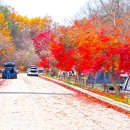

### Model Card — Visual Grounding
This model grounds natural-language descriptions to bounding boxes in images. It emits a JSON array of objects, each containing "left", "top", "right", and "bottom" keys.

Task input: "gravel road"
[{"left": 0, "top": 73, "right": 129, "bottom": 130}]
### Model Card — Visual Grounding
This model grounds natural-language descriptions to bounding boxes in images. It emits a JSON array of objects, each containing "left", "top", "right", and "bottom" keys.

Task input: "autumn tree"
[
  {"left": 51, "top": 16, "right": 130, "bottom": 95},
  {"left": 32, "top": 31, "right": 57, "bottom": 74},
  {"left": 0, "top": 12, "right": 14, "bottom": 65},
  {"left": 29, "top": 17, "right": 52, "bottom": 37}
]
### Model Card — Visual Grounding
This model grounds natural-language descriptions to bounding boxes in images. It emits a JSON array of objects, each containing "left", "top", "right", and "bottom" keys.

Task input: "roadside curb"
[{"left": 41, "top": 76, "right": 130, "bottom": 117}]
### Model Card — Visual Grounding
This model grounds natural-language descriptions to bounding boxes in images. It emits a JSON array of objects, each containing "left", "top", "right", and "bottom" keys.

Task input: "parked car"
[
  {"left": 27, "top": 65, "right": 39, "bottom": 76},
  {"left": 2, "top": 61, "right": 18, "bottom": 79},
  {"left": 38, "top": 67, "right": 44, "bottom": 74}
]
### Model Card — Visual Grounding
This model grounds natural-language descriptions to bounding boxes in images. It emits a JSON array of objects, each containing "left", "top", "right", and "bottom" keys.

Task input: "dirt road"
[{"left": 0, "top": 74, "right": 129, "bottom": 130}]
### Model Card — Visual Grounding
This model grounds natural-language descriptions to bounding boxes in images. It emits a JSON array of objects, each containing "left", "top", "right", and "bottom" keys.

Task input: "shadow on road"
[{"left": 0, "top": 91, "right": 74, "bottom": 95}]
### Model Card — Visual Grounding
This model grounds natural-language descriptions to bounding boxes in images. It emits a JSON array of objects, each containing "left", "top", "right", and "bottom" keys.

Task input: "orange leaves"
[
  {"left": 8, "top": 12, "right": 52, "bottom": 36},
  {"left": 18, "top": 65, "right": 25, "bottom": 71},
  {"left": 0, "top": 12, "right": 11, "bottom": 38},
  {"left": 8, "top": 12, "right": 27, "bottom": 31},
  {"left": 29, "top": 17, "right": 52, "bottom": 36},
  {"left": 0, "top": 11, "right": 15, "bottom": 61},
  {"left": 31, "top": 14, "right": 130, "bottom": 75},
  {"left": 0, "top": 12, "right": 5, "bottom": 24},
  {"left": 29, "top": 17, "right": 41, "bottom": 31},
  {"left": 0, "top": 12, "right": 13, "bottom": 46},
  {"left": 53, "top": 17, "right": 130, "bottom": 74},
  {"left": 116, "top": 18, "right": 124, "bottom": 25}
]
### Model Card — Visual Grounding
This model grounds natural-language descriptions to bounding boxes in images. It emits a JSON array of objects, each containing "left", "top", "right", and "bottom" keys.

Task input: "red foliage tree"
[
  {"left": 32, "top": 17, "right": 130, "bottom": 95},
  {"left": 37, "top": 57, "right": 50, "bottom": 69},
  {"left": 51, "top": 41, "right": 76, "bottom": 71},
  {"left": 32, "top": 31, "right": 53, "bottom": 70},
  {"left": 32, "top": 31, "right": 51, "bottom": 59}
]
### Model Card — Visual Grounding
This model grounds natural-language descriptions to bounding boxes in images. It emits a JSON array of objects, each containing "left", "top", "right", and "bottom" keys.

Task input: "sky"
[{"left": 2, "top": 0, "right": 88, "bottom": 25}]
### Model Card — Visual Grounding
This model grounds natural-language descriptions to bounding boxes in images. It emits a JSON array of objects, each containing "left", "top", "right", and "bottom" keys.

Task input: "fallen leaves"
[{"left": 42, "top": 76, "right": 130, "bottom": 118}]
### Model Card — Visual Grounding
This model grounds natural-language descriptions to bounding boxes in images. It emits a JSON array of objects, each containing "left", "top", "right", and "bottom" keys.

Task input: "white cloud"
[{"left": 2, "top": 0, "right": 88, "bottom": 24}]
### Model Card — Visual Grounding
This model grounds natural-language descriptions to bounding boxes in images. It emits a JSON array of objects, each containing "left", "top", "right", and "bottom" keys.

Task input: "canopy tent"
[
  {"left": 87, "top": 73, "right": 95, "bottom": 84},
  {"left": 95, "top": 71, "right": 111, "bottom": 84},
  {"left": 87, "top": 71, "right": 124, "bottom": 84},
  {"left": 122, "top": 77, "right": 130, "bottom": 91}
]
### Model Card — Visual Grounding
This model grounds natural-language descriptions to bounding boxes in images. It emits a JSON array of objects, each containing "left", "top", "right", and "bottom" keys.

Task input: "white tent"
[{"left": 122, "top": 77, "right": 130, "bottom": 91}]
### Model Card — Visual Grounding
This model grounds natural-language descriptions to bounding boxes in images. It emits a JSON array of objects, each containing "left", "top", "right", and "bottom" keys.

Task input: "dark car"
[{"left": 2, "top": 62, "right": 18, "bottom": 79}]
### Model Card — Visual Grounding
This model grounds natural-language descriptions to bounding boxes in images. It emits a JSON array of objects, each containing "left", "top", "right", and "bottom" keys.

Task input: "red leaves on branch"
[
  {"left": 37, "top": 57, "right": 50, "bottom": 69},
  {"left": 32, "top": 17, "right": 130, "bottom": 75},
  {"left": 32, "top": 31, "right": 54, "bottom": 69},
  {"left": 118, "top": 43, "right": 130, "bottom": 74},
  {"left": 32, "top": 31, "right": 51, "bottom": 58},
  {"left": 51, "top": 42, "right": 76, "bottom": 71}
]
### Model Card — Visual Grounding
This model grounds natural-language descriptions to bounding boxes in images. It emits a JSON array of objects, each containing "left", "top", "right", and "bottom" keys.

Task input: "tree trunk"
[{"left": 109, "top": 72, "right": 120, "bottom": 95}]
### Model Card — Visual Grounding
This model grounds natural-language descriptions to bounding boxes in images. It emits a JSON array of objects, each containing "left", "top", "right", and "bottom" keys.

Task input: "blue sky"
[{"left": 2, "top": 0, "right": 88, "bottom": 24}]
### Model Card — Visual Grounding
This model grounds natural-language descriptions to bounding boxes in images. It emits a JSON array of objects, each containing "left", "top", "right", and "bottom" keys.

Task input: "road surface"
[{"left": 0, "top": 74, "right": 129, "bottom": 130}]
